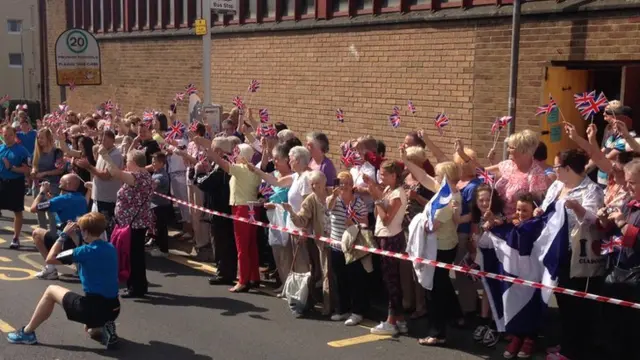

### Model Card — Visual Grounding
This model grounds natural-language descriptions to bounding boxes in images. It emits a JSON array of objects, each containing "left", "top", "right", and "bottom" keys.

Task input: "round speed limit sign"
[{"left": 65, "top": 30, "right": 89, "bottom": 54}]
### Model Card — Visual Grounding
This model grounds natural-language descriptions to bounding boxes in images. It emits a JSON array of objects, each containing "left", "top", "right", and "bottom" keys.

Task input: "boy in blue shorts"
[{"left": 6, "top": 212, "right": 120, "bottom": 348}]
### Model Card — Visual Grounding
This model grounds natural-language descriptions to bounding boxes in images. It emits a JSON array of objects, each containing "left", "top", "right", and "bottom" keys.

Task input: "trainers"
[
  {"left": 102, "top": 321, "right": 119, "bottom": 349},
  {"left": 35, "top": 266, "right": 58, "bottom": 280},
  {"left": 145, "top": 238, "right": 156, "bottom": 247},
  {"left": 396, "top": 320, "right": 408, "bottom": 334},
  {"left": 330, "top": 313, "right": 350, "bottom": 321},
  {"left": 473, "top": 325, "right": 488, "bottom": 342},
  {"left": 9, "top": 238, "right": 20, "bottom": 249},
  {"left": 7, "top": 327, "right": 37, "bottom": 345},
  {"left": 504, "top": 336, "right": 523, "bottom": 359},
  {"left": 482, "top": 327, "right": 500, "bottom": 347},
  {"left": 517, "top": 337, "right": 534, "bottom": 358},
  {"left": 546, "top": 353, "right": 570, "bottom": 360},
  {"left": 345, "top": 314, "right": 363, "bottom": 326},
  {"left": 370, "top": 321, "right": 398, "bottom": 336}
]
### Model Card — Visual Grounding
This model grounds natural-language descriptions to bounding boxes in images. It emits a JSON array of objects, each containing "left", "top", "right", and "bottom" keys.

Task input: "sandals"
[
  {"left": 229, "top": 284, "right": 250, "bottom": 293},
  {"left": 418, "top": 337, "right": 446, "bottom": 346}
]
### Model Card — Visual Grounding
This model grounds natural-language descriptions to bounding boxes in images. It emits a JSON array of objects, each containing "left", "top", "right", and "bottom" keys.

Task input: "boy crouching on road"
[{"left": 7, "top": 212, "right": 121, "bottom": 348}]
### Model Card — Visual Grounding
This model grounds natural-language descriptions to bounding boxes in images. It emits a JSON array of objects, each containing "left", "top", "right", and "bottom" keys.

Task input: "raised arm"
[
  {"left": 421, "top": 131, "right": 448, "bottom": 164},
  {"left": 400, "top": 146, "right": 438, "bottom": 192},
  {"left": 565, "top": 122, "right": 613, "bottom": 174}
]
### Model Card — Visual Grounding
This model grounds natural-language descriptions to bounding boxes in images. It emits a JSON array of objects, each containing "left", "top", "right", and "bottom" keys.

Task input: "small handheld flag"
[
  {"left": 165, "top": 120, "right": 187, "bottom": 141},
  {"left": 232, "top": 96, "right": 245, "bottom": 109},
  {"left": 174, "top": 92, "right": 185, "bottom": 102},
  {"left": 407, "top": 100, "right": 416, "bottom": 114},
  {"left": 536, "top": 96, "right": 557, "bottom": 116},
  {"left": 578, "top": 92, "right": 608, "bottom": 120},
  {"left": 476, "top": 167, "right": 495, "bottom": 186},
  {"left": 392, "top": 106, "right": 400, "bottom": 116},
  {"left": 389, "top": 113, "right": 401, "bottom": 128},
  {"left": 434, "top": 112, "right": 449, "bottom": 135},
  {"left": 257, "top": 124, "right": 277, "bottom": 138},
  {"left": 185, "top": 83, "right": 197, "bottom": 95},
  {"left": 259, "top": 108, "right": 269, "bottom": 123},
  {"left": 573, "top": 91, "right": 595, "bottom": 108},
  {"left": 248, "top": 80, "right": 260, "bottom": 93},
  {"left": 336, "top": 109, "right": 344, "bottom": 122}
]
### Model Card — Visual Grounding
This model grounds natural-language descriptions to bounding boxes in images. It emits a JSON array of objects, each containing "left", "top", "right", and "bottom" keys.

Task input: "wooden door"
[
  {"left": 622, "top": 65, "right": 640, "bottom": 131},
  {"left": 541, "top": 66, "right": 589, "bottom": 165}
]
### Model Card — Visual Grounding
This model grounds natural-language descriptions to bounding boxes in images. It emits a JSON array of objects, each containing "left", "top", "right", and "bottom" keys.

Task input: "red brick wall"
[{"left": 45, "top": 0, "right": 640, "bottom": 164}]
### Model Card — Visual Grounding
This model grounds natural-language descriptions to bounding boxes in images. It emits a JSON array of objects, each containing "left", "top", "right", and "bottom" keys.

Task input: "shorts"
[
  {"left": 43, "top": 231, "right": 77, "bottom": 251},
  {"left": 62, "top": 292, "right": 120, "bottom": 328},
  {"left": 0, "top": 178, "right": 25, "bottom": 212}
]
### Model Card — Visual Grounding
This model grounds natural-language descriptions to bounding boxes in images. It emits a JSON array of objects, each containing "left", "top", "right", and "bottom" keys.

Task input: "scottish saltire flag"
[
  {"left": 429, "top": 177, "right": 452, "bottom": 224},
  {"left": 476, "top": 200, "right": 568, "bottom": 333}
]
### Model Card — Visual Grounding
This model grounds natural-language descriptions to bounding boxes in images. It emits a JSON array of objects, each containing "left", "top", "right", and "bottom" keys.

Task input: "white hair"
[
  {"left": 212, "top": 136, "right": 232, "bottom": 153},
  {"left": 288, "top": 146, "right": 311, "bottom": 166},
  {"left": 237, "top": 143, "right": 254, "bottom": 161},
  {"left": 277, "top": 129, "right": 296, "bottom": 142},
  {"left": 307, "top": 170, "right": 327, "bottom": 187}
]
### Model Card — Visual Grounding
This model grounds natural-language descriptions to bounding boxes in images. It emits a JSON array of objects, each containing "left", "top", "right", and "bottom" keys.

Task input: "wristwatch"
[{"left": 374, "top": 200, "right": 384, "bottom": 206}]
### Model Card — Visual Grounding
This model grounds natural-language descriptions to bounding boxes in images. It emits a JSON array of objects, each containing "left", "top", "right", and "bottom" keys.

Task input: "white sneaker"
[
  {"left": 36, "top": 267, "right": 58, "bottom": 280},
  {"left": 330, "top": 313, "right": 350, "bottom": 321},
  {"left": 396, "top": 320, "right": 408, "bottom": 334},
  {"left": 344, "top": 314, "right": 363, "bottom": 326},
  {"left": 370, "top": 321, "right": 398, "bottom": 336},
  {"left": 150, "top": 249, "right": 168, "bottom": 258}
]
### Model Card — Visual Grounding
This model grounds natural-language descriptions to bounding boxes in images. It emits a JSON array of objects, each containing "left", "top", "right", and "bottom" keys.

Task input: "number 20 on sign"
[{"left": 195, "top": 19, "right": 207, "bottom": 36}]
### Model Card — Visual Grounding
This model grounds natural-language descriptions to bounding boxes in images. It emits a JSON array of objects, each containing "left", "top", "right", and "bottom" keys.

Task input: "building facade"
[
  {"left": 44, "top": 0, "right": 640, "bottom": 163},
  {"left": 1, "top": 0, "right": 41, "bottom": 102}
]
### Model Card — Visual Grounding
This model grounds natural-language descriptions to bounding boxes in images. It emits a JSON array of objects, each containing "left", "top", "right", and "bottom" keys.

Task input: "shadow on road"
[
  {"left": 134, "top": 291, "right": 269, "bottom": 317},
  {"left": 41, "top": 339, "right": 213, "bottom": 359}
]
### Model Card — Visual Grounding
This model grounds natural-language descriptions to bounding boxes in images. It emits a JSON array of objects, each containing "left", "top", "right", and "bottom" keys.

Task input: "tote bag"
[{"left": 283, "top": 243, "right": 311, "bottom": 312}]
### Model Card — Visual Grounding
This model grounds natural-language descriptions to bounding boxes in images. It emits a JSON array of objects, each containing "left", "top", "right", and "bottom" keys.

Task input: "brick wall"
[{"left": 45, "top": 0, "right": 640, "bottom": 165}]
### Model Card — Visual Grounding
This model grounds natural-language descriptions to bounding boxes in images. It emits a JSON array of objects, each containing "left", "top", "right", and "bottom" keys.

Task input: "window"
[
  {"left": 7, "top": 19, "right": 22, "bottom": 34},
  {"left": 381, "top": 0, "right": 400, "bottom": 8},
  {"left": 89, "top": 0, "right": 93, "bottom": 29},
  {"left": 169, "top": 0, "right": 175, "bottom": 26},
  {"left": 243, "top": 0, "right": 257, "bottom": 20},
  {"left": 281, "top": 0, "right": 294, "bottom": 17},
  {"left": 407, "top": 0, "right": 429, "bottom": 7},
  {"left": 261, "top": 0, "right": 276, "bottom": 19},
  {"left": 332, "top": 0, "right": 348, "bottom": 13},
  {"left": 182, "top": 0, "right": 188, "bottom": 25},
  {"left": 355, "top": 0, "right": 373, "bottom": 11},
  {"left": 9, "top": 53, "right": 23, "bottom": 68},
  {"left": 300, "top": 0, "right": 314, "bottom": 15}
]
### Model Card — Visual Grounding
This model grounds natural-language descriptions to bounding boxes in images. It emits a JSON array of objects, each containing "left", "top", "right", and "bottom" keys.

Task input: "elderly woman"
[
  {"left": 306, "top": 132, "right": 337, "bottom": 187},
  {"left": 195, "top": 137, "right": 261, "bottom": 292},
  {"left": 534, "top": 148, "right": 605, "bottom": 360},
  {"left": 484, "top": 130, "right": 547, "bottom": 220},
  {"left": 251, "top": 146, "right": 331, "bottom": 314},
  {"left": 99, "top": 148, "right": 154, "bottom": 298}
]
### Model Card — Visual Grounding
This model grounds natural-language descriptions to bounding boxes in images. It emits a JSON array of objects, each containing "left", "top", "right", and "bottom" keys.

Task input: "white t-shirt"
[
  {"left": 374, "top": 186, "right": 408, "bottom": 237},
  {"left": 168, "top": 138, "right": 188, "bottom": 174},
  {"left": 350, "top": 162, "right": 377, "bottom": 214},
  {"left": 286, "top": 171, "right": 312, "bottom": 230}
]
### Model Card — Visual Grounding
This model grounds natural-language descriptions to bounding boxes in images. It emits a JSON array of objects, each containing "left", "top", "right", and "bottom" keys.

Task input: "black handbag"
[{"left": 605, "top": 250, "right": 640, "bottom": 285}]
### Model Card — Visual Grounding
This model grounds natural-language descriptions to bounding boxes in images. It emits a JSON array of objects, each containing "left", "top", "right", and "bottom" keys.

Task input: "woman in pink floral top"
[
  {"left": 487, "top": 130, "right": 547, "bottom": 220},
  {"left": 99, "top": 147, "right": 153, "bottom": 298}
]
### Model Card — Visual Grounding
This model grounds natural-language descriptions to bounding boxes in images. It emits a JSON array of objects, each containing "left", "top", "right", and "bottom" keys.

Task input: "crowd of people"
[{"left": 0, "top": 100, "right": 639, "bottom": 360}]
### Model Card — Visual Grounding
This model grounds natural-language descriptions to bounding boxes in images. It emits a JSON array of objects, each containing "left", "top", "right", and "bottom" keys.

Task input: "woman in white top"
[{"left": 364, "top": 160, "right": 408, "bottom": 336}]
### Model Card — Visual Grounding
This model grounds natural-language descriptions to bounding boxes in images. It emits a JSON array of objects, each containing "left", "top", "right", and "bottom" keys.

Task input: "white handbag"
[{"left": 283, "top": 243, "right": 311, "bottom": 309}]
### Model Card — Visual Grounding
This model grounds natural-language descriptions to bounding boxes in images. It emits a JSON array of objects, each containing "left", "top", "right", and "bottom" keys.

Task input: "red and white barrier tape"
[{"left": 157, "top": 192, "right": 640, "bottom": 310}]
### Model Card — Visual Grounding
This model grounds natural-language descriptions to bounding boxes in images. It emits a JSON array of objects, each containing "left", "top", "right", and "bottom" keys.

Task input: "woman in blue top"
[{"left": 7, "top": 212, "right": 120, "bottom": 349}]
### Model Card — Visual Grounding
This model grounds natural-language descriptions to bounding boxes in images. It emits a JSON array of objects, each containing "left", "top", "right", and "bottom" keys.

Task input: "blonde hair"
[
  {"left": 507, "top": 129, "right": 539, "bottom": 156},
  {"left": 606, "top": 100, "right": 622, "bottom": 113},
  {"left": 32, "top": 128, "right": 54, "bottom": 171},
  {"left": 405, "top": 146, "right": 426, "bottom": 166},
  {"left": 337, "top": 171, "right": 353, "bottom": 183},
  {"left": 453, "top": 147, "right": 477, "bottom": 176},
  {"left": 435, "top": 161, "right": 461, "bottom": 184}
]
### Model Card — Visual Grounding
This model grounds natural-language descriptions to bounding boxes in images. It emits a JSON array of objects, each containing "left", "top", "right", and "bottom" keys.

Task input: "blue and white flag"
[
  {"left": 406, "top": 177, "right": 453, "bottom": 290},
  {"left": 476, "top": 200, "right": 569, "bottom": 333}
]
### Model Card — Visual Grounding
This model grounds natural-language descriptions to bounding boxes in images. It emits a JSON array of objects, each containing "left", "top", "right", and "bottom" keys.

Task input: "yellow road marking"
[
  {"left": 0, "top": 319, "right": 16, "bottom": 333},
  {"left": 0, "top": 266, "right": 38, "bottom": 281},
  {"left": 327, "top": 334, "right": 392, "bottom": 348},
  {"left": 18, "top": 253, "right": 44, "bottom": 271},
  {"left": 167, "top": 254, "right": 218, "bottom": 274},
  {"left": 0, "top": 257, "right": 11, "bottom": 262}
]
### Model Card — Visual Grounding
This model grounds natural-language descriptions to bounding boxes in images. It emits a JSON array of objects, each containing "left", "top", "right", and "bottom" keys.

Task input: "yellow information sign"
[{"left": 195, "top": 18, "right": 207, "bottom": 36}]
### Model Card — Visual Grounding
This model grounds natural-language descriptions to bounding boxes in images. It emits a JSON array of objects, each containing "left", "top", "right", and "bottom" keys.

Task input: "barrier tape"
[{"left": 157, "top": 192, "right": 640, "bottom": 310}]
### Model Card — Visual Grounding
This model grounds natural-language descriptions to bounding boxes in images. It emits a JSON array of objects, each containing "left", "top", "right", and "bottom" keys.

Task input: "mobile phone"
[{"left": 334, "top": 178, "right": 340, "bottom": 187}]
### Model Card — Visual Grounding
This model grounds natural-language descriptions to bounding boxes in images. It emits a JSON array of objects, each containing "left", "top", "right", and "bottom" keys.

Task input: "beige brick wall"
[{"left": 45, "top": 1, "right": 640, "bottom": 165}]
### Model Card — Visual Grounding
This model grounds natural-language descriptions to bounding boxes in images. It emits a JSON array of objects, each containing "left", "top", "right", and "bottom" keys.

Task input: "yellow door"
[{"left": 541, "top": 67, "right": 589, "bottom": 165}]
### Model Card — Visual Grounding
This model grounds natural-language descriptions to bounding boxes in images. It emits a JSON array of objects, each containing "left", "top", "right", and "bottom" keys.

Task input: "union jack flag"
[
  {"left": 392, "top": 106, "right": 400, "bottom": 116},
  {"left": 248, "top": 80, "right": 260, "bottom": 93},
  {"left": 389, "top": 113, "right": 401, "bottom": 128},
  {"left": 346, "top": 204, "right": 361, "bottom": 222},
  {"left": 459, "top": 254, "right": 481, "bottom": 282},
  {"left": 58, "top": 103, "right": 69, "bottom": 114},
  {"left": 185, "top": 83, "right": 197, "bottom": 95},
  {"left": 341, "top": 149, "right": 363, "bottom": 168},
  {"left": 142, "top": 110, "right": 155, "bottom": 121},
  {"left": 578, "top": 91, "right": 608, "bottom": 120},
  {"left": 476, "top": 167, "right": 495, "bottom": 185},
  {"left": 600, "top": 236, "right": 623, "bottom": 255},
  {"left": 0, "top": 94, "right": 10, "bottom": 105},
  {"left": 491, "top": 118, "right": 502, "bottom": 135},
  {"left": 536, "top": 96, "right": 557, "bottom": 116},
  {"left": 174, "top": 92, "right": 185, "bottom": 102},
  {"left": 257, "top": 124, "right": 277, "bottom": 138},
  {"left": 336, "top": 109, "right": 344, "bottom": 123},
  {"left": 227, "top": 145, "right": 241, "bottom": 163},
  {"left": 232, "top": 96, "right": 245, "bottom": 109},
  {"left": 574, "top": 90, "right": 596, "bottom": 108},
  {"left": 54, "top": 156, "right": 70, "bottom": 170},
  {"left": 189, "top": 121, "right": 201, "bottom": 133},
  {"left": 340, "top": 141, "right": 353, "bottom": 157},
  {"left": 248, "top": 203, "right": 256, "bottom": 222},
  {"left": 196, "top": 151, "right": 208, "bottom": 163},
  {"left": 259, "top": 182, "right": 274, "bottom": 200},
  {"left": 434, "top": 112, "right": 449, "bottom": 135},
  {"left": 104, "top": 100, "right": 115, "bottom": 111},
  {"left": 259, "top": 108, "right": 269, "bottom": 123},
  {"left": 165, "top": 120, "right": 186, "bottom": 140},
  {"left": 407, "top": 100, "right": 416, "bottom": 114},
  {"left": 499, "top": 116, "right": 513, "bottom": 127},
  {"left": 68, "top": 81, "right": 76, "bottom": 91}
]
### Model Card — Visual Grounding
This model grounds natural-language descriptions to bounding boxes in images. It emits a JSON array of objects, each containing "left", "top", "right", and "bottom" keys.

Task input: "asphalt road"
[{"left": 0, "top": 206, "right": 551, "bottom": 360}]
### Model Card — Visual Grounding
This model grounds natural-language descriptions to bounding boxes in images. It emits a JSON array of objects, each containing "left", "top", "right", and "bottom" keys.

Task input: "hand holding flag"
[{"left": 434, "top": 112, "right": 449, "bottom": 135}]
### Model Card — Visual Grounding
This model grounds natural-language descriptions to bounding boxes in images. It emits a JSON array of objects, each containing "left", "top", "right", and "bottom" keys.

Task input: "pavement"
[{"left": 0, "top": 205, "right": 553, "bottom": 360}]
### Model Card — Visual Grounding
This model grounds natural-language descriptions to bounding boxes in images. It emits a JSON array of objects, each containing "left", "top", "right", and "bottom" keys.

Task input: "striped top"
[{"left": 330, "top": 196, "right": 367, "bottom": 251}]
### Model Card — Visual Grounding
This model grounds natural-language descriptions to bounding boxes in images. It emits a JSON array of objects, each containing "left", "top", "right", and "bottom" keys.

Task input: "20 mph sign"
[{"left": 54, "top": 28, "right": 102, "bottom": 87}]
